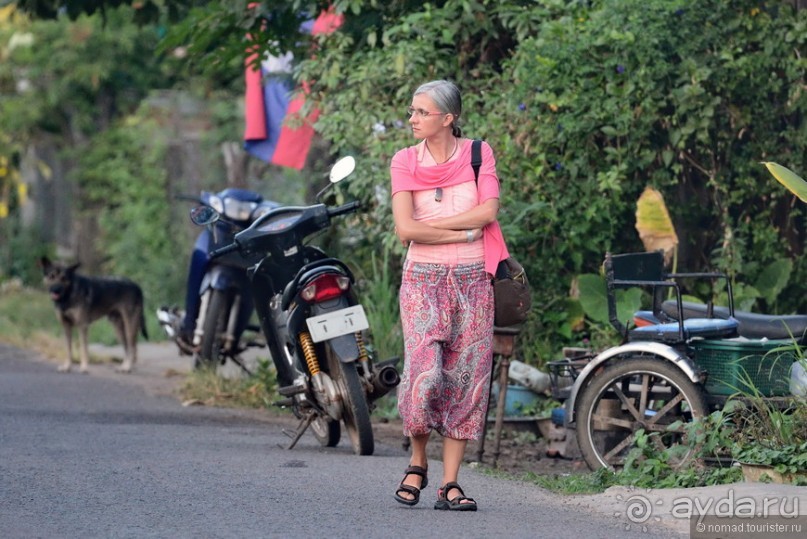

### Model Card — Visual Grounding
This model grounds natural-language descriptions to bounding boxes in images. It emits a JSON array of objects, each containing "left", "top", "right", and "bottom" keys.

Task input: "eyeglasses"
[{"left": 407, "top": 106, "right": 447, "bottom": 118}]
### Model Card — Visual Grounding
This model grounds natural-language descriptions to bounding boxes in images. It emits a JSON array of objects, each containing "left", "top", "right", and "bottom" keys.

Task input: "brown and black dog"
[{"left": 39, "top": 256, "right": 148, "bottom": 373}]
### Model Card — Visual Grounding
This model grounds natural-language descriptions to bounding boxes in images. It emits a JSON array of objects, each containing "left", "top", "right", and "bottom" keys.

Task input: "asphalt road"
[{"left": 0, "top": 343, "right": 685, "bottom": 539}]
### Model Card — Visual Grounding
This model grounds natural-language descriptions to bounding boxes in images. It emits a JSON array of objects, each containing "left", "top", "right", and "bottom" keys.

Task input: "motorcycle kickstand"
[
  {"left": 282, "top": 413, "right": 315, "bottom": 450},
  {"left": 229, "top": 355, "right": 254, "bottom": 377}
]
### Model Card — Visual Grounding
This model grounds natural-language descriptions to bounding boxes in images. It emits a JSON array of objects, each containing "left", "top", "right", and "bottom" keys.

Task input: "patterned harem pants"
[{"left": 397, "top": 260, "right": 494, "bottom": 440}]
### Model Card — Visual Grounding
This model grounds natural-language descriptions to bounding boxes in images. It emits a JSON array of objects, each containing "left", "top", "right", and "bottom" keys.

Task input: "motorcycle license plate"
[{"left": 306, "top": 305, "right": 369, "bottom": 343}]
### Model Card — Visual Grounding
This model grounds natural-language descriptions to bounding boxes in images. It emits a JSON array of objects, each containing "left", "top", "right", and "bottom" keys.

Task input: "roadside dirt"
[{"left": 371, "top": 415, "right": 590, "bottom": 479}]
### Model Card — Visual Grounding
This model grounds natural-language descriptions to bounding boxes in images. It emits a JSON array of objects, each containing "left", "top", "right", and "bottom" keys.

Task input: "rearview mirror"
[
  {"left": 329, "top": 156, "right": 356, "bottom": 184},
  {"left": 190, "top": 206, "right": 220, "bottom": 226}
]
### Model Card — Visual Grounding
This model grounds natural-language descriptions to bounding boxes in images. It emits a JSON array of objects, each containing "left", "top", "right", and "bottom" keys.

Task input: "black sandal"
[
  {"left": 393, "top": 465, "right": 429, "bottom": 506},
  {"left": 434, "top": 482, "right": 477, "bottom": 512}
]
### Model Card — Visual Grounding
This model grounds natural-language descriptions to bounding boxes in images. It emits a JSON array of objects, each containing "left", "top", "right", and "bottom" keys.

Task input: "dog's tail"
[{"left": 140, "top": 311, "right": 149, "bottom": 340}]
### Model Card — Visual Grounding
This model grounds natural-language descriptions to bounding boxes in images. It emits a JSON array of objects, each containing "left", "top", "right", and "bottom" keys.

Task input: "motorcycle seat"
[
  {"left": 281, "top": 280, "right": 296, "bottom": 310},
  {"left": 629, "top": 317, "right": 739, "bottom": 343},
  {"left": 661, "top": 300, "right": 807, "bottom": 341}
]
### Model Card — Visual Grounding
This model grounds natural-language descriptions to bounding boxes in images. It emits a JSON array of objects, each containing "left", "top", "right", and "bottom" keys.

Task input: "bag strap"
[{"left": 471, "top": 139, "right": 482, "bottom": 185}]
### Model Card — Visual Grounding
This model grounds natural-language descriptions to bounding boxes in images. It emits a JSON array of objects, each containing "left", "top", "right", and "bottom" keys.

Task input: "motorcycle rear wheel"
[
  {"left": 196, "top": 289, "right": 231, "bottom": 370},
  {"left": 326, "top": 347, "right": 374, "bottom": 456}
]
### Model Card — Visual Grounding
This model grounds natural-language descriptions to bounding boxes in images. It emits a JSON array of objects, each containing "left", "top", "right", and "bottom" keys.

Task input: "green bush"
[
  {"left": 302, "top": 0, "right": 806, "bottom": 361},
  {"left": 494, "top": 0, "right": 805, "bottom": 331}
]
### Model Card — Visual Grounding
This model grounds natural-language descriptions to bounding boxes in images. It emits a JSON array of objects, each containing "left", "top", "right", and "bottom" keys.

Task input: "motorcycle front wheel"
[
  {"left": 326, "top": 347, "right": 374, "bottom": 456},
  {"left": 196, "top": 289, "right": 231, "bottom": 370}
]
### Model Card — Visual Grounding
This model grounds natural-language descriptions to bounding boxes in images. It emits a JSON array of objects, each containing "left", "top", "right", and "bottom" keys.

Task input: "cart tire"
[{"left": 575, "top": 357, "right": 708, "bottom": 471}]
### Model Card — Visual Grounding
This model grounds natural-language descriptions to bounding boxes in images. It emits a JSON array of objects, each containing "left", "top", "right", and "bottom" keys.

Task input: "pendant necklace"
[
  {"left": 425, "top": 137, "right": 458, "bottom": 165},
  {"left": 427, "top": 137, "right": 458, "bottom": 203}
]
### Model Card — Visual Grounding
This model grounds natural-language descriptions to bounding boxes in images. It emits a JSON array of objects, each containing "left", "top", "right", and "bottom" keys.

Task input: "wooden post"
[
  {"left": 491, "top": 354, "right": 511, "bottom": 467},
  {"left": 475, "top": 326, "right": 520, "bottom": 465}
]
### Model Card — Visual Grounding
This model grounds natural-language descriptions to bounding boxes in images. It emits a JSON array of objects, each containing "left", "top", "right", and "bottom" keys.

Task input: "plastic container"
[
  {"left": 508, "top": 360, "right": 551, "bottom": 394},
  {"left": 550, "top": 407, "right": 566, "bottom": 427},
  {"left": 791, "top": 360, "right": 807, "bottom": 397},
  {"left": 491, "top": 383, "right": 540, "bottom": 416},
  {"left": 692, "top": 339, "right": 796, "bottom": 396}
]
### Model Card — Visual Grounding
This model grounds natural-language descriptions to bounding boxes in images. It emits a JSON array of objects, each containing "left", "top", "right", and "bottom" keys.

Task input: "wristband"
[{"left": 466, "top": 230, "right": 474, "bottom": 243}]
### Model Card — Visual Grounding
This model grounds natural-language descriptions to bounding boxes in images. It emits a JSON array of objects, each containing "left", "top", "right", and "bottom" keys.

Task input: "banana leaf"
[
  {"left": 577, "top": 273, "right": 642, "bottom": 325},
  {"left": 635, "top": 186, "right": 678, "bottom": 265},
  {"left": 762, "top": 162, "right": 807, "bottom": 203}
]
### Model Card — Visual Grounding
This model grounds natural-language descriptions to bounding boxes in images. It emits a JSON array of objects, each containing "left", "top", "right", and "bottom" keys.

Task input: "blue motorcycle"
[{"left": 158, "top": 188, "right": 280, "bottom": 371}]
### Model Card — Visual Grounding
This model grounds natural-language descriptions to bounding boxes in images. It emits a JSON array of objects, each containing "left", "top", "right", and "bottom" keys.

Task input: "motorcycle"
[
  {"left": 157, "top": 187, "right": 281, "bottom": 372},
  {"left": 189, "top": 156, "right": 400, "bottom": 455}
]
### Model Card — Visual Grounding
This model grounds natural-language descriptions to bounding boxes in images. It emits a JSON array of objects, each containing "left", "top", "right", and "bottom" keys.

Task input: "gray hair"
[{"left": 414, "top": 80, "right": 463, "bottom": 137}]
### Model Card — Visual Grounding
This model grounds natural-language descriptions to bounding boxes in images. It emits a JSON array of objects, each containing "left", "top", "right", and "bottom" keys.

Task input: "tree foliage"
[
  {"left": 7, "top": 0, "right": 806, "bottom": 362},
  {"left": 298, "top": 0, "right": 806, "bottom": 358},
  {"left": 0, "top": 4, "right": 183, "bottom": 281},
  {"left": 2, "top": 5, "right": 194, "bottom": 295},
  {"left": 71, "top": 110, "right": 187, "bottom": 308},
  {"left": 0, "top": 6, "right": 171, "bottom": 143},
  {"left": 12, "top": 0, "right": 364, "bottom": 78},
  {"left": 495, "top": 0, "right": 805, "bottom": 318},
  {"left": 10, "top": 0, "right": 192, "bottom": 23}
]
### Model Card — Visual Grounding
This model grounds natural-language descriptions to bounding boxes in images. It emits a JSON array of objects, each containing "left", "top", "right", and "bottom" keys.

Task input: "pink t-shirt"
[
  {"left": 391, "top": 139, "right": 510, "bottom": 274},
  {"left": 408, "top": 181, "right": 485, "bottom": 265}
]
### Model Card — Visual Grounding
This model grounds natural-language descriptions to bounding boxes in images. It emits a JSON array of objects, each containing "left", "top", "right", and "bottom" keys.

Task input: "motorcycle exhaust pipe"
[{"left": 367, "top": 357, "right": 401, "bottom": 402}]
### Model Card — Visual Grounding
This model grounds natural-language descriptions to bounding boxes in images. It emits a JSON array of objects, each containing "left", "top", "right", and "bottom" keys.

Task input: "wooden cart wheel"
[{"left": 575, "top": 357, "right": 708, "bottom": 470}]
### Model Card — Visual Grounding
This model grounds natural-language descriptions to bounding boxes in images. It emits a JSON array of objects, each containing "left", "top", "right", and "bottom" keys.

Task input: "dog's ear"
[
  {"left": 67, "top": 262, "right": 81, "bottom": 274},
  {"left": 38, "top": 256, "right": 51, "bottom": 271}
]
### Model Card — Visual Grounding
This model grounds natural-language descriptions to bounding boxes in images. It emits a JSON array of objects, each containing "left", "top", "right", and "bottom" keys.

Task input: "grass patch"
[
  {"left": 371, "top": 392, "right": 400, "bottom": 421},
  {"left": 0, "top": 284, "right": 72, "bottom": 361},
  {"left": 525, "top": 467, "right": 618, "bottom": 494},
  {"left": 523, "top": 464, "right": 743, "bottom": 495},
  {"left": 477, "top": 465, "right": 519, "bottom": 481},
  {"left": 476, "top": 464, "right": 614, "bottom": 495},
  {"left": 355, "top": 247, "right": 404, "bottom": 366},
  {"left": 0, "top": 285, "right": 62, "bottom": 343},
  {"left": 179, "top": 359, "right": 281, "bottom": 410}
]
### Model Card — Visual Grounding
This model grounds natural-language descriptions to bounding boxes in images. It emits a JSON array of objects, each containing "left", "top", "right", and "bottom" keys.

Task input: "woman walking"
[{"left": 390, "top": 79, "right": 509, "bottom": 511}]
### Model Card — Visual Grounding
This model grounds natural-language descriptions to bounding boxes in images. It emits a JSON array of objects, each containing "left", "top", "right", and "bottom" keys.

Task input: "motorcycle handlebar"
[
  {"left": 209, "top": 242, "right": 239, "bottom": 259},
  {"left": 175, "top": 194, "right": 202, "bottom": 203},
  {"left": 328, "top": 201, "right": 361, "bottom": 218}
]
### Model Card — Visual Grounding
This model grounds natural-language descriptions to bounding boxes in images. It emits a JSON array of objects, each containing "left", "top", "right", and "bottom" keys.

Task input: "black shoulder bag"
[{"left": 471, "top": 139, "right": 532, "bottom": 328}]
